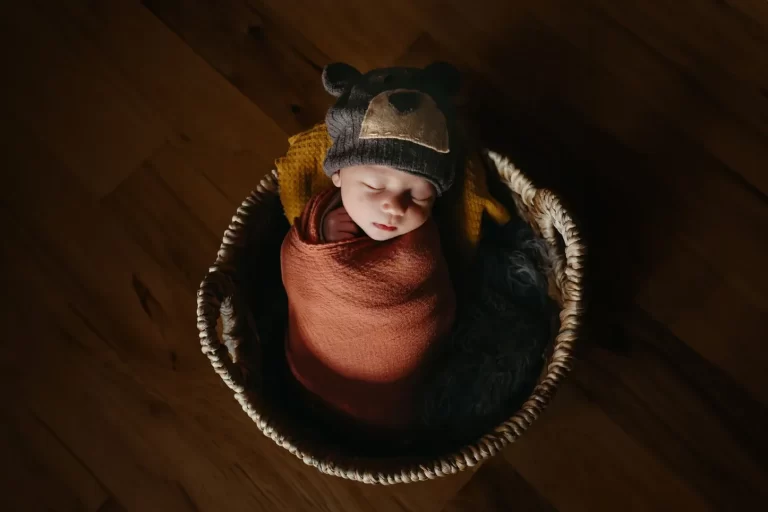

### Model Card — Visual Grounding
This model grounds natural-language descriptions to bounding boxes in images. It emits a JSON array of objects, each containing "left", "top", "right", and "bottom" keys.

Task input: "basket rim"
[{"left": 196, "top": 149, "right": 585, "bottom": 485}]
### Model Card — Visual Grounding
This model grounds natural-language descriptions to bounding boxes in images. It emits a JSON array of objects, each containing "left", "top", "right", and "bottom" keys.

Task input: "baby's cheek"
[
  {"left": 405, "top": 207, "right": 429, "bottom": 232},
  {"left": 349, "top": 200, "right": 372, "bottom": 227},
  {"left": 414, "top": 204, "right": 432, "bottom": 222}
]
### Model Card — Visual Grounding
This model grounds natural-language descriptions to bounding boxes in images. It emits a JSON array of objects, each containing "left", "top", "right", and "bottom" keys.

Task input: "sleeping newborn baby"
[
  {"left": 280, "top": 62, "right": 462, "bottom": 432},
  {"left": 322, "top": 164, "right": 436, "bottom": 242}
]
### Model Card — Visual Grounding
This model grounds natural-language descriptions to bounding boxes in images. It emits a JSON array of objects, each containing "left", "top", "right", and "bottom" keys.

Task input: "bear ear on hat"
[
  {"left": 422, "top": 61, "right": 461, "bottom": 96},
  {"left": 322, "top": 62, "right": 362, "bottom": 97}
]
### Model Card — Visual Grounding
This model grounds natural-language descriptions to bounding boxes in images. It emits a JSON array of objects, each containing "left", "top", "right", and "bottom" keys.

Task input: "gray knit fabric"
[{"left": 322, "top": 63, "right": 462, "bottom": 196}]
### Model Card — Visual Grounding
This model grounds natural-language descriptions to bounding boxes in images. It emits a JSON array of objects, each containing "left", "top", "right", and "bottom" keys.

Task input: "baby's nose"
[{"left": 382, "top": 193, "right": 407, "bottom": 215}]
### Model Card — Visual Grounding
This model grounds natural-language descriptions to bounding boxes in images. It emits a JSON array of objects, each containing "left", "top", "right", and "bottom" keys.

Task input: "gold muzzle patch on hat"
[{"left": 359, "top": 89, "right": 450, "bottom": 153}]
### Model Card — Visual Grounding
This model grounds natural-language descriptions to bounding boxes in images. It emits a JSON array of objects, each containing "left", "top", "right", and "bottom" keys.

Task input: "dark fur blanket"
[{"left": 416, "top": 214, "right": 558, "bottom": 446}]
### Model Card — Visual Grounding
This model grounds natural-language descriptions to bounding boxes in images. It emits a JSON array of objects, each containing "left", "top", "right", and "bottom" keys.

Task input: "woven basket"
[{"left": 196, "top": 150, "right": 585, "bottom": 485}]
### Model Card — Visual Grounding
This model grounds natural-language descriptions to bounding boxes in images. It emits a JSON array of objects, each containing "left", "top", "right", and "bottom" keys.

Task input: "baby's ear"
[
  {"left": 322, "top": 63, "right": 362, "bottom": 97},
  {"left": 331, "top": 171, "right": 342, "bottom": 187},
  {"left": 422, "top": 61, "right": 461, "bottom": 96}
]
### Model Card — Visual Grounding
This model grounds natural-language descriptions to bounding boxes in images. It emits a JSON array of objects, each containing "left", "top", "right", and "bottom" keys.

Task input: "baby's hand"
[{"left": 323, "top": 206, "right": 360, "bottom": 241}]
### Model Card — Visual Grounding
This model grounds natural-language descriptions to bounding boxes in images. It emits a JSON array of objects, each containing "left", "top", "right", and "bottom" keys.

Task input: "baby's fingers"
[
  {"left": 325, "top": 215, "right": 355, "bottom": 231},
  {"left": 329, "top": 208, "right": 353, "bottom": 222},
  {"left": 333, "top": 230, "right": 357, "bottom": 241},
  {"left": 334, "top": 220, "right": 358, "bottom": 232}
]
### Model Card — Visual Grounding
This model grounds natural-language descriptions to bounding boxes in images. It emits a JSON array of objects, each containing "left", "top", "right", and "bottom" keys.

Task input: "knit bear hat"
[{"left": 322, "top": 62, "right": 462, "bottom": 196}]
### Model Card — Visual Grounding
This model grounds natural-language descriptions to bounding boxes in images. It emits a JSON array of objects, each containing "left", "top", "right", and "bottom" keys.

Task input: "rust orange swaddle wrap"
[{"left": 281, "top": 187, "right": 456, "bottom": 430}]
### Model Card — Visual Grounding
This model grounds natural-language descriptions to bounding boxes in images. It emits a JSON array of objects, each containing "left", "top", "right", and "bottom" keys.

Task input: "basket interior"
[{"left": 229, "top": 183, "right": 559, "bottom": 464}]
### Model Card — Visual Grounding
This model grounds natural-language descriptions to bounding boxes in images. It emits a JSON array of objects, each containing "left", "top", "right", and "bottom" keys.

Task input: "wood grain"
[
  {"left": 143, "top": 0, "right": 334, "bottom": 135},
  {"left": 571, "top": 307, "right": 768, "bottom": 510},
  {"left": 441, "top": 458, "right": 556, "bottom": 512},
  {"left": 1, "top": 0, "right": 767, "bottom": 510},
  {"left": 501, "top": 383, "right": 713, "bottom": 512},
  {"left": 0, "top": 1, "right": 169, "bottom": 198},
  {"left": 0, "top": 408, "right": 121, "bottom": 512},
  {"left": 530, "top": 0, "right": 768, "bottom": 196},
  {"left": 0, "top": 414, "right": 105, "bottom": 512},
  {"left": 245, "top": 0, "right": 422, "bottom": 71}
]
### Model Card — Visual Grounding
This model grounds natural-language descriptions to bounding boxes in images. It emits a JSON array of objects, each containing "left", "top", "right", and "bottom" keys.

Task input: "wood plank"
[
  {"left": 6, "top": 316, "right": 257, "bottom": 511},
  {"left": 144, "top": 0, "right": 334, "bottom": 135},
  {"left": 632, "top": 239, "right": 768, "bottom": 405},
  {"left": 473, "top": 9, "right": 768, "bottom": 205},
  {"left": 502, "top": 383, "right": 713, "bottom": 512},
  {"left": 246, "top": 0, "right": 423, "bottom": 71},
  {"left": 0, "top": 418, "right": 87, "bottom": 512},
  {"left": 0, "top": 125, "right": 199, "bottom": 372},
  {"left": 0, "top": 252, "right": 120, "bottom": 512},
  {"left": 141, "top": 143, "right": 243, "bottom": 243},
  {"left": 0, "top": 2, "right": 169, "bottom": 198},
  {"left": 1, "top": 409, "right": 117, "bottom": 512},
  {"left": 586, "top": 0, "right": 768, "bottom": 88},
  {"left": 104, "top": 156, "right": 223, "bottom": 294},
  {"left": 725, "top": 0, "right": 768, "bottom": 31},
  {"left": 45, "top": 0, "right": 290, "bottom": 201},
  {"left": 572, "top": 306, "right": 768, "bottom": 511},
  {"left": 535, "top": 2, "right": 768, "bottom": 195},
  {"left": 441, "top": 458, "right": 556, "bottom": 512},
  {"left": 522, "top": 0, "right": 768, "bottom": 197}
]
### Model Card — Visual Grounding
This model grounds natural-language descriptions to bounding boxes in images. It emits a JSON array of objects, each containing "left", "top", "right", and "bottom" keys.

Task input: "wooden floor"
[{"left": 1, "top": 0, "right": 767, "bottom": 510}]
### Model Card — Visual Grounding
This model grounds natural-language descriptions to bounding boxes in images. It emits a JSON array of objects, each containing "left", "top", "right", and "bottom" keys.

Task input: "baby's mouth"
[{"left": 372, "top": 222, "right": 397, "bottom": 232}]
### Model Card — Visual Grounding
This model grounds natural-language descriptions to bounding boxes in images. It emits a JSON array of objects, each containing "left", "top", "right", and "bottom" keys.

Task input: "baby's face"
[{"left": 332, "top": 165, "right": 436, "bottom": 241}]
